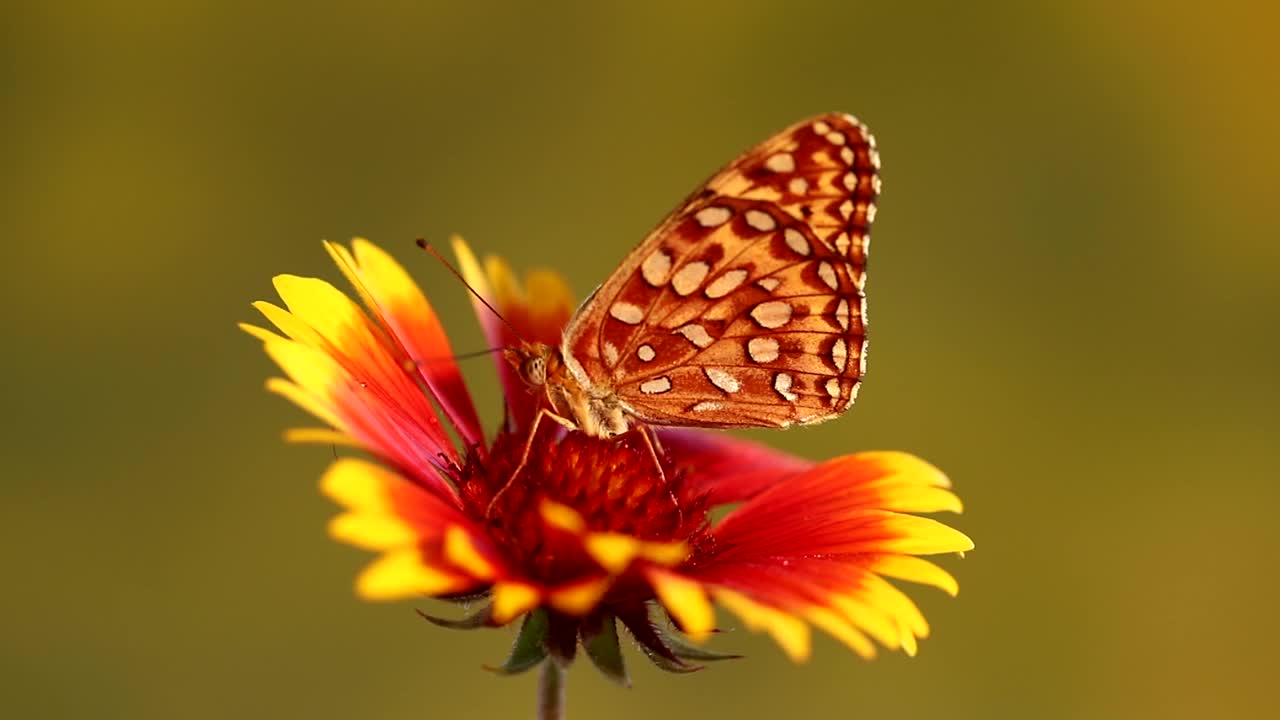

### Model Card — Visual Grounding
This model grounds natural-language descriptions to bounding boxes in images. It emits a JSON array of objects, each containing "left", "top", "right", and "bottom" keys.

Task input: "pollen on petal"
[
  {"left": 646, "top": 568, "right": 715, "bottom": 640},
  {"left": 355, "top": 549, "right": 472, "bottom": 600},
  {"left": 547, "top": 576, "right": 611, "bottom": 616},
  {"left": 491, "top": 582, "right": 542, "bottom": 625}
]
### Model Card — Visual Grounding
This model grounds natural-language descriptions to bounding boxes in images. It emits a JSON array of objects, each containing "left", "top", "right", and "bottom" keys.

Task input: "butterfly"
[{"left": 509, "top": 113, "right": 879, "bottom": 440}]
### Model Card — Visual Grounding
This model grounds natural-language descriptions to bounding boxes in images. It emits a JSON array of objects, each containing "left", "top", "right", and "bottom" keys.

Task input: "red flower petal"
[
  {"left": 659, "top": 428, "right": 813, "bottom": 504},
  {"left": 681, "top": 452, "right": 972, "bottom": 657},
  {"left": 324, "top": 240, "right": 486, "bottom": 452},
  {"left": 451, "top": 237, "right": 573, "bottom": 430}
]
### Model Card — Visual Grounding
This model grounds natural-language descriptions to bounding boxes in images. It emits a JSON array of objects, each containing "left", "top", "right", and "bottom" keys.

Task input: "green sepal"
[
  {"left": 657, "top": 626, "right": 742, "bottom": 662},
  {"left": 635, "top": 639, "right": 702, "bottom": 674},
  {"left": 484, "top": 608, "right": 549, "bottom": 675},
  {"left": 415, "top": 604, "right": 492, "bottom": 630},
  {"left": 437, "top": 587, "right": 492, "bottom": 605},
  {"left": 580, "top": 615, "right": 630, "bottom": 687}
]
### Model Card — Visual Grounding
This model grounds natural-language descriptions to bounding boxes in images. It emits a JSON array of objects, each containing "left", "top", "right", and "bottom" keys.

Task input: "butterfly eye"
[{"left": 522, "top": 356, "right": 547, "bottom": 386}]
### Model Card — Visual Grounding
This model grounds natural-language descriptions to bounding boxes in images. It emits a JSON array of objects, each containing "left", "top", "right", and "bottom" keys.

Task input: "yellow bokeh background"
[{"left": 5, "top": 2, "right": 1277, "bottom": 718}]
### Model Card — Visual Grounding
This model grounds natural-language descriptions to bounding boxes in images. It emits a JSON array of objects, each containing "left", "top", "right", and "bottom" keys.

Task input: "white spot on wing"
[
  {"left": 764, "top": 152, "right": 795, "bottom": 173},
  {"left": 637, "top": 344, "right": 655, "bottom": 362},
  {"left": 840, "top": 146, "right": 855, "bottom": 165},
  {"left": 671, "top": 261, "right": 710, "bottom": 296},
  {"left": 773, "top": 372, "right": 798, "bottom": 401},
  {"left": 640, "top": 377, "right": 672, "bottom": 395},
  {"left": 641, "top": 250, "right": 672, "bottom": 287},
  {"left": 603, "top": 341, "right": 619, "bottom": 367},
  {"left": 813, "top": 120, "right": 832, "bottom": 135},
  {"left": 675, "top": 323, "right": 714, "bottom": 349},
  {"left": 818, "top": 261, "right": 839, "bottom": 290},
  {"left": 704, "top": 367, "right": 741, "bottom": 393},
  {"left": 784, "top": 228, "right": 810, "bottom": 257},
  {"left": 747, "top": 337, "right": 780, "bottom": 363},
  {"left": 825, "top": 377, "right": 841, "bottom": 399},
  {"left": 831, "top": 338, "right": 847, "bottom": 372},
  {"left": 750, "top": 301, "right": 793, "bottom": 329},
  {"left": 843, "top": 172, "right": 857, "bottom": 192},
  {"left": 704, "top": 268, "right": 748, "bottom": 299},
  {"left": 690, "top": 400, "right": 722, "bottom": 413},
  {"left": 826, "top": 131, "right": 846, "bottom": 146},
  {"left": 756, "top": 277, "right": 781, "bottom": 293},
  {"left": 745, "top": 209, "right": 777, "bottom": 232},
  {"left": 788, "top": 177, "right": 809, "bottom": 195},
  {"left": 835, "top": 298, "right": 850, "bottom": 331},
  {"left": 695, "top": 206, "right": 732, "bottom": 227},
  {"left": 610, "top": 301, "right": 644, "bottom": 325}
]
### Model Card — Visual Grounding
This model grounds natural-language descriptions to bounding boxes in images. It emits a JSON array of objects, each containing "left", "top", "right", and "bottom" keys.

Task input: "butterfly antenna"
[
  {"left": 405, "top": 346, "right": 507, "bottom": 371},
  {"left": 416, "top": 238, "right": 524, "bottom": 341}
]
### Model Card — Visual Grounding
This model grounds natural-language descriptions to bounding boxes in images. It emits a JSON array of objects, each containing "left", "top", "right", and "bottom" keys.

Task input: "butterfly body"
[
  {"left": 510, "top": 113, "right": 879, "bottom": 439},
  {"left": 507, "top": 342, "right": 628, "bottom": 437}
]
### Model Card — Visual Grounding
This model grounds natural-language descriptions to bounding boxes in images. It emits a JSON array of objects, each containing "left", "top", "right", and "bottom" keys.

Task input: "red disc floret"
[{"left": 453, "top": 423, "right": 710, "bottom": 587}]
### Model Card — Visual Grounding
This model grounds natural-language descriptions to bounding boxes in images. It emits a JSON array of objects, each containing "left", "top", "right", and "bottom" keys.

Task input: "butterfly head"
[
  {"left": 505, "top": 342, "right": 562, "bottom": 390},
  {"left": 503, "top": 341, "right": 629, "bottom": 438}
]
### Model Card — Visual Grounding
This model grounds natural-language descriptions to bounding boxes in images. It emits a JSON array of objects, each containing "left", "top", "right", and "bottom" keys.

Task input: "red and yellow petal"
[
  {"left": 679, "top": 451, "right": 972, "bottom": 659},
  {"left": 320, "top": 459, "right": 501, "bottom": 601},
  {"left": 355, "top": 549, "right": 475, "bottom": 600},
  {"left": 644, "top": 567, "right": 716, "bottom": 640},
  {"left": 538, "top": 500, "right": 688, "bottom": 575},
  {"left": 711, "top": 588, "right": 812, "bottom": 662},
  {"left": 491, "top": 581, "right": 542, "bottom": 624},
  {"left": 324, "top": 239, "right": 486, "bottom": 451},
  {"left": 659, "top": 428, "right": 815, "bottom": 504},
  {"left": 705, "top": 452, "right": 970, "bottom": 562},
  {"left": 245, "top": 271, "right": 464, "bottom": 496},
  {"left": 452, "top": 236, "right": 574, "bottom": 430}
]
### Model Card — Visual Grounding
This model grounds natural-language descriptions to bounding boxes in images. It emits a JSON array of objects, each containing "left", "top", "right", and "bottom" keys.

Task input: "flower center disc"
[{"left": 457, "top": 424, "right": 707, "bottom": 586}]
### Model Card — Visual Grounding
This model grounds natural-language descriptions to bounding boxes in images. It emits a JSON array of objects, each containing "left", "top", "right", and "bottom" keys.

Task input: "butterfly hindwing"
[{"left": 561, "top": 113, "right": 879, "bottom": 429}]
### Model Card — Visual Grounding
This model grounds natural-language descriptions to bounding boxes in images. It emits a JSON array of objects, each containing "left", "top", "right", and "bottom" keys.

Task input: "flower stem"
[{"left": 538, "top": 661, "right": 566, "bottom": 720}]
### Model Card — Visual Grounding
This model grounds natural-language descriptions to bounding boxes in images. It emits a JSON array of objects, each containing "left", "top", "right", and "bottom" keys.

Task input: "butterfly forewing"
[{"left": 562, "top": 113, "right": 879, "bottom": 429}]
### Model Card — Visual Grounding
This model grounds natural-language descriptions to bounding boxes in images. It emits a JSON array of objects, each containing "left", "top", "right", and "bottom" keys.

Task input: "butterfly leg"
[
  {"left": 633, "top": 425, "right": 683, "bottom": 526},
  {"left": 485, "top": 407, "right": 576, "bottom": 520}
]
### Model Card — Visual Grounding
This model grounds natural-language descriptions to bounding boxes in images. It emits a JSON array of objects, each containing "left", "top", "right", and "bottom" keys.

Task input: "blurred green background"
[{"left": 5, "top": 1, "right": 1278, "bottom": 718}]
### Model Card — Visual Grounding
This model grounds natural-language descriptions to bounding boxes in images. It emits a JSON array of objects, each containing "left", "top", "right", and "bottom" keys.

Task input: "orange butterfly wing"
[{"left": 561, "top": 113, "right": 879, "bottom": 428}]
